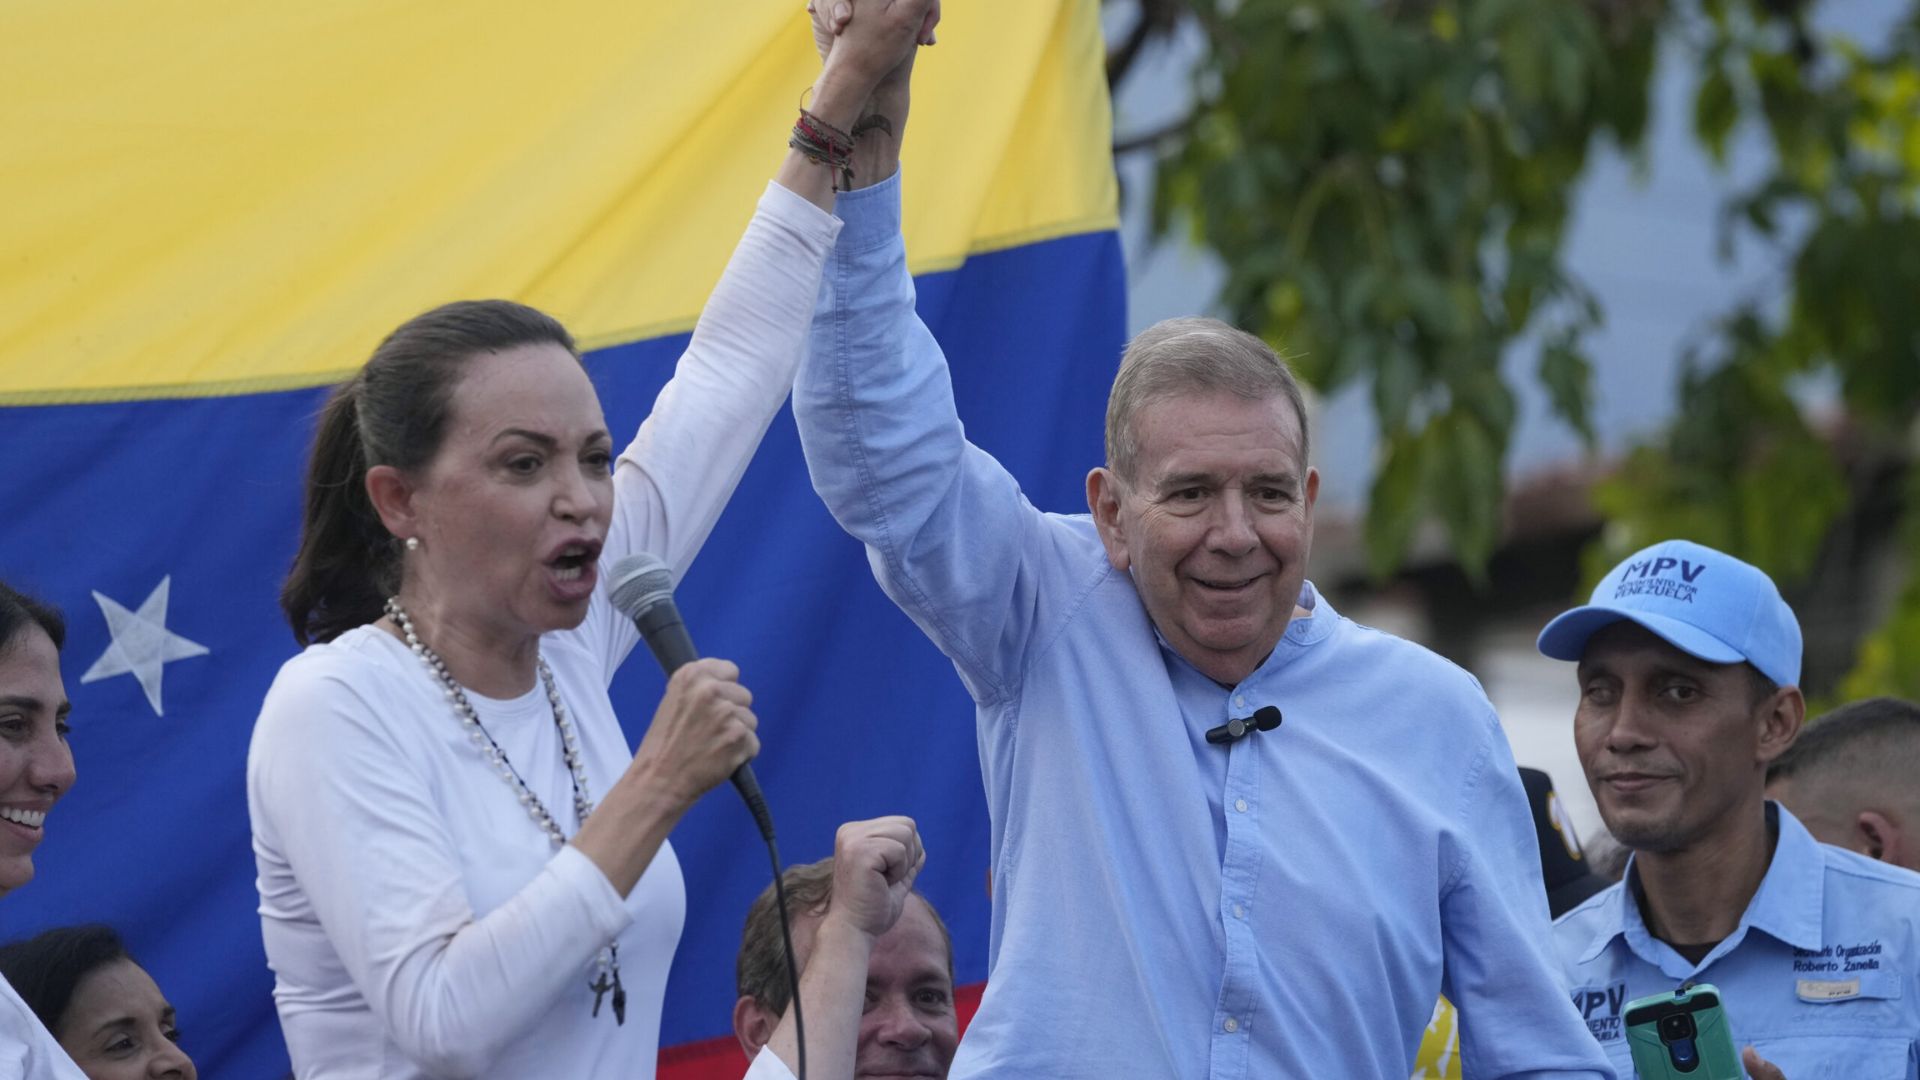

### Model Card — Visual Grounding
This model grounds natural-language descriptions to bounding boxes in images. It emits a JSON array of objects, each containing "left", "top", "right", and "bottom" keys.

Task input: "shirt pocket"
[
  {"left": 1744, "top": 1034, "right": 1913, "bottom": 1080},
  {"left": 1744, "top": 970, "right": 1913, "bottom": 1079}
]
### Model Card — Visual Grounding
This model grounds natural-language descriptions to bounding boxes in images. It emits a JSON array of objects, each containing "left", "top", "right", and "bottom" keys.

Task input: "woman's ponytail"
[{"left": 280, "top": 376, "right": 399, "bottom": 645}]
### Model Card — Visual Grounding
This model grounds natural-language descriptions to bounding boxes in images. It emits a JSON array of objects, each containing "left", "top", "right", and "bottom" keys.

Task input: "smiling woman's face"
[
  {"left": 56, "top": 957, "right": 196, "bottom": 1080},
  {"left": 0, "top": 625, "right": 73, "bottom": 897}
]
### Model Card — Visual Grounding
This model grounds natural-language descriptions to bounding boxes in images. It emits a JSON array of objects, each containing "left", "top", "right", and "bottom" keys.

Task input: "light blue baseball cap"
[{"left": 1536, "top": 539, "right": 1802, "bottom": 687}]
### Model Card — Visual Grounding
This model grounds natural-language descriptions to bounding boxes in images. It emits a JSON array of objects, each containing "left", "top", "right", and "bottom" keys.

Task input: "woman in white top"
[
  {"left": 246, "top": 4, "right": 938, "bottom": 1076},
  {"left": 0, "top": 582, "right": 90, "bottom": 1080}
]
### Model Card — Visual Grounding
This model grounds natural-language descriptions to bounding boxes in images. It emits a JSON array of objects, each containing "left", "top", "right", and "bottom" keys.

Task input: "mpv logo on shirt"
[{"left": 1570, "top": 982, "right": 1628, "bottom": 1042}]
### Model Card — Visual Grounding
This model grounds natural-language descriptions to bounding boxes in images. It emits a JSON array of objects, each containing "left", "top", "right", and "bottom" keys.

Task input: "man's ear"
[
  {"left": 364, "top": 463, "right": 420, "bottom": 542},
  {"left": 1854, "top": 810, "right": 1903, "bottom": 866},
  {"left": 1755, "top": 684, "right": 1805, "bottom": 766},
  {"left": 1086, "top": 467, "right": 1130, "bottom": 573},
  {"left": 732, "top": 995, "right": 776, "bottom": 1061}
]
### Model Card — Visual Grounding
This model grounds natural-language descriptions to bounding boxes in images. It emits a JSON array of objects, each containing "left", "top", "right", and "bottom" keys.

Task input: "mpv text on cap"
[{"left": 1536, "top": 538, "right": 1801, "bottom": 687}]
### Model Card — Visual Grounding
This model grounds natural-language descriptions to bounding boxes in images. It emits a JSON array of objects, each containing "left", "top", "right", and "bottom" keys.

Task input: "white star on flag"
[{"left": 80, "top": 576, "right": 210, "bottom": 717}]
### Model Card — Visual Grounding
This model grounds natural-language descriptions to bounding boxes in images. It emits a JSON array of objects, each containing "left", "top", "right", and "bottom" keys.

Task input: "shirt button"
[
  {"left": 1223, "top": 1017, "right": 1239, "bottom": 1033},
  {"left": 1232, "top": 903, "right": 1245, "bottom": 919},
  {"left": 1233, "top": 694, "right": 1247, "bottom": 709},
  {"left": 1234, "top": 798, "right": 1248, "bottom": 813}
]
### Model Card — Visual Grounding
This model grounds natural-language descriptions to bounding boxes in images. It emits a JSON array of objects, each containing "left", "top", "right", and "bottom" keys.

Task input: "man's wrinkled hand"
[{"left": 809, "top": 0, "right": 937, "bottom": 58}]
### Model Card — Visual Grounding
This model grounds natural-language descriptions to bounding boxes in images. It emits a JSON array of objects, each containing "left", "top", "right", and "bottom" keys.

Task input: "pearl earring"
[{"left": 405, "top": 536, "right": 421, "bottom": 552}]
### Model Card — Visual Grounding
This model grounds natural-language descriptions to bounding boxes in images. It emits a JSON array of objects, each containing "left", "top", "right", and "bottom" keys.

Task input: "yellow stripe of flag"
[{"left": 0, "top": 0, "right": 1115, "bottom": 404}]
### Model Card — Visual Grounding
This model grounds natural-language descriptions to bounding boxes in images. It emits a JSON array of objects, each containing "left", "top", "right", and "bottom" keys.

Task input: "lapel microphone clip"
[{"left": 1206, "top": 705, "right": 1283, "bottom": 746}]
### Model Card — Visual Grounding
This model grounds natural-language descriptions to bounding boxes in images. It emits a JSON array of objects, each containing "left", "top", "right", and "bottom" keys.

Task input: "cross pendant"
[{"left": 589, "top": 971, "right": 613, "bottom": 1018}]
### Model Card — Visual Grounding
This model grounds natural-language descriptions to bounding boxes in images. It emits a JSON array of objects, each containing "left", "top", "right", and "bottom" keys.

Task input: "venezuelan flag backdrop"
[{"left": 0, "top": 3, "right": 1121, "bottom": 1075}]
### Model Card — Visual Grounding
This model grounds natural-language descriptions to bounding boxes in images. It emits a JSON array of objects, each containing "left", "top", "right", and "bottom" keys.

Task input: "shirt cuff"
[
  {"left": 741, "top": 1045, "right": 798, "bottom": 1080},
  {"left": 550, "top": 843, "right": 636, "bottom": 943},
  {"left": 761, "top": 179, "right": 845, "bottom": 246},
  {"left": 829, "top": 169, "right": 903, "bottom": 256}
]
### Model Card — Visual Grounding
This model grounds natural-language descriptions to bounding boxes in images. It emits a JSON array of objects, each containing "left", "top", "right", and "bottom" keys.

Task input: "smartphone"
[{"left": 1622, "top": 984, "right": 1743, "bottom": 1079}]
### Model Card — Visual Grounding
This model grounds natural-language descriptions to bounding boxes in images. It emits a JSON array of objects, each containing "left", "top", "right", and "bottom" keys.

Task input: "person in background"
[
  {"left": 246, "top": 4, "right": 939, "bottom": 1076},
  {"left": 0, "top": 581, "right": 88, "bottom": 1079},
  {"left": 0, "top": 925, "right": 195, "bottom": 1080},
  {"left": 1540, "top": 539, "right": 1920, "bottom": 1079},
  {"left": 1768, "top": 696, "right": 1920, "bottom": 872},
  {"left": 732, "top": 820, "right": 957, "bottom": 1080},
  {"left": 1520, "top": 766, "right": 1614, "bottom": 917},
  {"left": 1582, "top": 832, "right": 1633, "bottom": 885}
]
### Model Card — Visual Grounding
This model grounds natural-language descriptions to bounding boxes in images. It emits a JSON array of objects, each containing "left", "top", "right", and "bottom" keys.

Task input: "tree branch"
[
  {"left": 1106, "top": 0, "right": 1190, "bottom": 91},
  {"left": 1107, "top": 9, "right": 1158, "bottom": 89}
]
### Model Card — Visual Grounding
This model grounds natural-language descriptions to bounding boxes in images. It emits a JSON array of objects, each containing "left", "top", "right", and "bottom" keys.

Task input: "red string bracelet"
[{"left": 790, "top": 107, "right": 856, "bottom": 191}]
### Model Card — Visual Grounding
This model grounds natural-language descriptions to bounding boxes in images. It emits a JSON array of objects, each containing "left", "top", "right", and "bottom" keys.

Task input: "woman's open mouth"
[
  {"left": 545, "top": 540, "right": 603, "bottom": 598},
  {"left": 552, "top": 547, "right": 593, "bottom": 582}
]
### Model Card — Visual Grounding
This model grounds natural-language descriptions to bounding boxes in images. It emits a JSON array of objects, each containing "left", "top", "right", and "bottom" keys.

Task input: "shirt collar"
[
  {"left": 1740, "top": 802, "right": 1826, "bottom": 952},
  {"left": 1578, "top": 801, "right": 1826, "bottom": 967},
  {"left": 1577, "top": 883, "right": 1634, "bottom": 965}
]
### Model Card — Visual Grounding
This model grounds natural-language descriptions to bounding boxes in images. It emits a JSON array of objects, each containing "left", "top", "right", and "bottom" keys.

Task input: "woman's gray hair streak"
[{"left": 1103, "top": 316, "right": 1310, "bottom": 481}]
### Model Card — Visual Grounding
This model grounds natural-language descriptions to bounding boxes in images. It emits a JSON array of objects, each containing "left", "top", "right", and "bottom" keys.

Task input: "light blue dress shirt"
[
  {"left": 1554, "top": 804, "right": 1920, "bottom": 1079},
  {"left": 794, "top": 173, "right": 1611, "bottom": 1079}
]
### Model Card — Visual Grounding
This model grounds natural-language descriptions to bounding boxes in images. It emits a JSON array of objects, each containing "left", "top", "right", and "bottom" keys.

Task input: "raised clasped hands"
[
  {"left": 812, "top": 0, "right": 941, "bottom": 104},
  {"left": 823, "top": 815, "right": 926, "bottom": 943}
]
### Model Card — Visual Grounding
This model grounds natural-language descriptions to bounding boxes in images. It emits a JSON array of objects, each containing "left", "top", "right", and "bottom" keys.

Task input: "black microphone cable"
[
  {"left": 610, "top": 554, "right": 806, "bottom": 1080},
  {"left": 765, "top": 828, "right": 806, "bottom": 1080},
  {"left": 715, "top": 747, "right": 803, "bottom": 1080}
]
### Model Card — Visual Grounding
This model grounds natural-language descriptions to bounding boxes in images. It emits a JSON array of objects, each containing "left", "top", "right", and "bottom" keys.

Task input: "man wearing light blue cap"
[{"left": 1539, "top": 539, "right": 1920, "bottom": 1078}]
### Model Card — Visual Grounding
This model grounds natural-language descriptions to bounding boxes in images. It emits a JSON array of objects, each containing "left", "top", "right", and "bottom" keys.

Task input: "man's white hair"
[{"left": 1104, "top": 316, "right": 1310, "bottom": 481}]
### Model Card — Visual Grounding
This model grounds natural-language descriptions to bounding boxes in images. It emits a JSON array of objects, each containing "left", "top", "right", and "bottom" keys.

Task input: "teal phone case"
[{"left": 1623, "top": 984, "right": 1743, "bottom": 1079}]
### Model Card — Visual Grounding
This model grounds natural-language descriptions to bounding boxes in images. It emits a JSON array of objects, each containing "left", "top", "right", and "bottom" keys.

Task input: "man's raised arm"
[{"left": 792, "top": 21, "right": 1085, "bottom": 705}]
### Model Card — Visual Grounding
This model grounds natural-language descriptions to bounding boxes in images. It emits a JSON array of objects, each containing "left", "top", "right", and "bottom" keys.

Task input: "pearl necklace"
[{"left": 385, "top": 597, "right": 625, "bottom": 1025}]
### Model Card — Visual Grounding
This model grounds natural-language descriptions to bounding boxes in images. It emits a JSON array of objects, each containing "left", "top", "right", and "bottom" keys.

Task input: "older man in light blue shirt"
[
  {"left": 793, "top": 167, "right": 1609, "bottom": 1078},
  {"left": 1540, "top": 539, "right": 1920, "bottom": 1078}
]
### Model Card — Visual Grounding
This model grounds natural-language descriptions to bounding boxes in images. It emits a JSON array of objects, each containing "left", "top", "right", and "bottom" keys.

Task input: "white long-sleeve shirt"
[
  {"left": 247, "top": 181, "right": 841, "bottom": 1079},
  {"left": 0, "top": 975, "right": 88, "bottom": 1080},
  {"left": 741, "top": 1047, "right": 796, "bottom": 1080}
]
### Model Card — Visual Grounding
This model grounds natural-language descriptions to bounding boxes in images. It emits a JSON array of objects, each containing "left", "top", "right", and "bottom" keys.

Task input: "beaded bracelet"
[{"left": 790, "top": 108, "right": 856, "bottom": 191}]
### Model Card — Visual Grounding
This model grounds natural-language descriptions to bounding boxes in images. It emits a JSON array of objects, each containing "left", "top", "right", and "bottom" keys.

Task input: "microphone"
[
  {"left": 609, "top": 553, "right": 809, "bottom": 1079},
  {"left": 1205, "top": 705, "right": 1283, "bottom": 746},
  {"left": 608, "top": 553, "right": 774, "bottom": 841}
]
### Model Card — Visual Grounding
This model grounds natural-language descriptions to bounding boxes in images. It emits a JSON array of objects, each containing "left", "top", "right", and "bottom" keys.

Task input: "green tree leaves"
[
  {"left": 1134, "top": 0, "right": 1918, "bottom": 696},
  {"left": 1155, "top": 0, "right": 1657, "bottom": 569}
]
